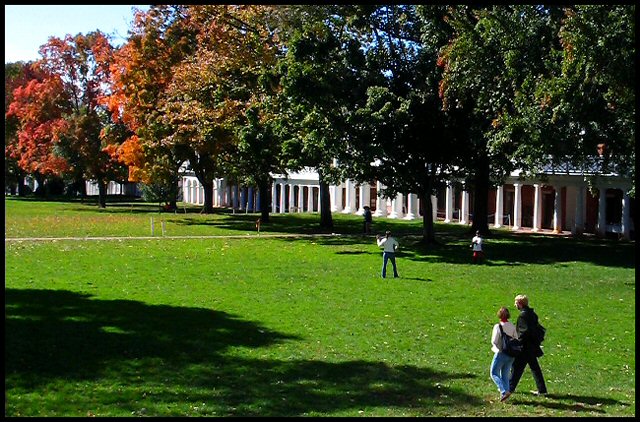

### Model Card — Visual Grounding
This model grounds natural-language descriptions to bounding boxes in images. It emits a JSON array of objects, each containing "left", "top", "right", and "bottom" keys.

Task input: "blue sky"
[{"left": 4, "top": 5, "right": 150, "bottom": 63}]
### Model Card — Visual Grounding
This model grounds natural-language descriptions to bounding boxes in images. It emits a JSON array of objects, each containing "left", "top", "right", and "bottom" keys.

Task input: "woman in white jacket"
[{"left": 490, "top": 307, "right": 519, "bottom": 402}]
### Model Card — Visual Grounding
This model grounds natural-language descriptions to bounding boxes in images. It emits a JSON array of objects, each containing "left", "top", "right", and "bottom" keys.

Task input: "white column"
[
  {"left": 271, "top": 182, "right": 277, "bottom": 213},
  {"left": 573, "top": 185, "right": 585, "bottom": 235},
  {"left": 332, "top": 183, "right": 343, "bottom": 213},
  {"left": 552, "top": 185, "right": 562, "bottom": 233},
  {"left": 224, "top": 185, "right": 231, "bottom": 207},
  {"left": 329, "top": 184, "right": 337, "bottom": 212},
  {"left": 494, "top": 185, "right": 504, "bottom": 228},
  {"left": 374, "top": 181, "right": 386, "bottom": 217},
  {"left": 460, "top": 186, "right": 469, "bottom": 225},
  {"left": 247, "top": 187, "right": 254, "bottom": 212},
  {"left": 357, "top": 183, "right": 370, "bottom": 214},
  {"left": 307, "top": 185, "right": 314, "bottom": 212},
  {"left": 356, "top": 184, "right": 365, "bottom": 215},
  {"left": 389, "top": 193, "right": 404, "bottom": 219},
  {"left": 532, "top": 184, "right": 541, "bottom": 231},
  {"left": 212, "top": 180, "right": 218, "bottom": 207},
  {"left": 512, "top": 183, "right": 522, "bottom": 231},
  {"left": 218, "top": 179, "right": 226, "bottom": 206},
  {"left": 389, "top": 196, "right": 398, "bottom": 219},
  {"left": 431, "top": 195, "right": 438, "bottom": 222},
  {"left": 404, "top": 193, "right": 416, "bottom": 220},
  {"left": 444, "top": 182, "right": 454, "bottom": 223},
  {"left": 279, "top": 182, "right": 286, "bottom": 213},
  {"left": 348, "top": 182, "right": 356, "bottom": 214},
  {"left": 597, "top": 186, "right": 607, "bottom": 235},
  {"left": 217, "top": 179, "right": 224, "bottom": 207},
  {"left": 297, "top": 185, "right": 304, "bottom": 212},
  {"left": 288, "top": 183, "right": 295, "bottom": 212},
  {"left": 621, "top": 190, "right": 631, "bottom": 240},
  {"left": 255, "top": 191, "right": 261, "bottom": 212},
  {"left": 342, "top": 180, "right": 354, "bottom": 213},
  {"left": 233, "top": 185, "right": 240, "bottom": 210},
  {"left": 192, "top": 181, "right": 197, "bottom": 204}
]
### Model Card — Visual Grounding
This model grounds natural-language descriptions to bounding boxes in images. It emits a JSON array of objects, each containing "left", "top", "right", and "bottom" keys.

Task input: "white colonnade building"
[{"left": 180, "top": 166, "right": 635, "bottom": 240}]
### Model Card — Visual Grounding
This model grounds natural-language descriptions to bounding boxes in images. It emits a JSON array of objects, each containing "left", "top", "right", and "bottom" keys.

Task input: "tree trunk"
[
  {"left": 77, "top": 177, "right": 87, "bottom": 197},
  {"left": 420, "top": 191, "right": 436, "bottom": 244},
  {"left": 258, "top": 178, "right": 271, "bottom": 223},
  {"left": 202, "top": 180, "right": 214, "bottom": 214},
  {"left": 34, "top": 173, "right": 45, "bottom": 196},
  {"left": 17, "top": 175, "right": 27, "bottom": 196},
  {"left": 97, "top": 178, "right": 107, "bottom": 208},
  {"left": 318, "top": 170, "right": 333, "bottom": 231},
  {"left": 471, "top": 153, "right": 491, "bottom": 236}
]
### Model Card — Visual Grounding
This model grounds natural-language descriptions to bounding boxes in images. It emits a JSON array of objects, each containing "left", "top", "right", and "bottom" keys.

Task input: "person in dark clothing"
[
  {"left": 363, "top": 206, "right": 373, "bottom": 234},
  {"left": 509, "top": 294, "right": 548, "bottom": 396}
]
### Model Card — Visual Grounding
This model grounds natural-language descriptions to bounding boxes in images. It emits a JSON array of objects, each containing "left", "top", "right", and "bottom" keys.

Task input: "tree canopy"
[{"left": 6, "top": 5, "right": 635, "bottom": 222}]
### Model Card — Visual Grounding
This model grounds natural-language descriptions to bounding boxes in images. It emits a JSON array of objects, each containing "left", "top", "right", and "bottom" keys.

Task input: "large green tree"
[
  {"left": 438, "top": 5, "right": 635, "bottom": 237},
  {"left": 436, "top": 6, "right": 568, "bottom": 235},
  {"left": 532, "top": 5, "right": 635, "bottom": 194},
  {"left": 328, "top": 5, "right": 468, "bottom": 243},
  {"left": 274, "top": 5, "right": 373, "bottom": 230}
]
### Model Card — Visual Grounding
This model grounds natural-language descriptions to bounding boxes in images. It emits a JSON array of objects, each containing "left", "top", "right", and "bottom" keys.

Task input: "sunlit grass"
[{"left": 4, "top": 198, "right": 635, "bottom": 416}]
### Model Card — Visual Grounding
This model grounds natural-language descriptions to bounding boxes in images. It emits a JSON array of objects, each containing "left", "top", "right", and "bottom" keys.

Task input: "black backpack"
[
  {"left": 535, "top": 323, "right": 546, "bottom": 344},
  {"left": 499, "top": 324, "right": 523, "bottom": 357}
]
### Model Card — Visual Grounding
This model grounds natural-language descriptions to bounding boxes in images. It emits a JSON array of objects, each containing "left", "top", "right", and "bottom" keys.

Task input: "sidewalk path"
[
  {"left": 4, "top": 233, "right": 343, "bottom": 242},
  {"left": 4, "top": 228, "right": 578, "bottom": 242}
]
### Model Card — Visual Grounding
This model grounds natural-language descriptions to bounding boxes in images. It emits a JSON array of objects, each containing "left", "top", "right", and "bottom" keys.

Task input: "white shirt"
[
  {"left": 377, "top": 236, "right": 399, "bottom": 253},
  {"left": 472, "top": 235, "right": 483, "bottom": 252},
  {"left": 491, "top": 321, "right": 518, "bottom": 354}
]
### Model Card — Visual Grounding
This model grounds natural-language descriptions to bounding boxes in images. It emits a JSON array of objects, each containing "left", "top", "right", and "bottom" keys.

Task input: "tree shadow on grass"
[
  {"left": 6, "top": 288, "right": 481, "bottom": 416},
  {"left": 299, "top": 230, "right": 635, "bottom": 270},
  {"left": 389, "top": 232, "right": 636, "bottom": 269}
]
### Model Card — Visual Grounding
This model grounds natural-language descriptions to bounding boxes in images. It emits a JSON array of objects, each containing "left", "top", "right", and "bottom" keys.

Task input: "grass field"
[{"left": 4, "top": 198, "right": 636, "bottom": 417}]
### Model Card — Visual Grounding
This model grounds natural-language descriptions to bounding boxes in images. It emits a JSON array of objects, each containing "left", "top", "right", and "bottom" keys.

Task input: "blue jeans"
[
  {"left": 382, "top": 252, "right": 398, "bottom": 278},
  {"left": 490, "top": 351, "right": 515, "bottom": 395}
]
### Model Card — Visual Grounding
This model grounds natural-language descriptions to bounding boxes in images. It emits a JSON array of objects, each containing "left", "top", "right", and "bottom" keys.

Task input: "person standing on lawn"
[
  {"left": 363, "top": 206, "right": 373, "bottom": 234},
  {"left": 490, "top": 307, "right": 518, "bottom": 402},
  {"left": 376, "top": 230, "right": 399, "bottom": 278},
  {"left": 509, "top": 294, "right": 548, "bottom": 396},
  {"left": 471, "top": 230, "right": 484, "bottom": 264}
]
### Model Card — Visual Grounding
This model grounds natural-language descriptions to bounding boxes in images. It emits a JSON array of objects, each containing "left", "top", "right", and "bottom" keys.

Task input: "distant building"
[{"left": 180, "top": 164, "right": 635, "bottom": 240}]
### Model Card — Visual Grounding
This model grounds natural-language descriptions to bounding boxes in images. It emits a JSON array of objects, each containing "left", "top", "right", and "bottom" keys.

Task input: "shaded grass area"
[
  {"left": 5, "top": 289, "right": 479, "bottom": 417},
  {"left": 4, "top": 198, "right": 636, "bottom": 416}
]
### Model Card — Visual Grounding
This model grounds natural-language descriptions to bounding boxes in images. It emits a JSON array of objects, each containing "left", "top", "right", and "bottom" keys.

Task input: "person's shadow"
[{"left": 512, "top": 392, "right": 630, "bottom": 414}]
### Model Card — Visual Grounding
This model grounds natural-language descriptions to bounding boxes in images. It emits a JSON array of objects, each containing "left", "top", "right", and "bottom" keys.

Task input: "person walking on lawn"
[
  {"left": 509, "top": 294, "right": 548, "bottom": 396},
  {"left": 490, "top": 306, "right": 519, "bottom": 402}
]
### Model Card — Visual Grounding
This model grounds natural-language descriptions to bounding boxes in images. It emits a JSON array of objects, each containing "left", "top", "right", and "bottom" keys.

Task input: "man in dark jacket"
[{"left": 509, "top": 294, "right": 548, "bottom": 396}]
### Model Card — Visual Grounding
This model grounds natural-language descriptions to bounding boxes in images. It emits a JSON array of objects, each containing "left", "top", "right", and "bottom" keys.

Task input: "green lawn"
[{"left": 4, "top": 198, "right": 636, "bottom": 416}]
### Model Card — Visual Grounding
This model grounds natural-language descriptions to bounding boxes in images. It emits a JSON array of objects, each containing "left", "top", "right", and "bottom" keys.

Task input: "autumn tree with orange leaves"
[
  {"left": 105, "top": 5, "right": 198, "bottom": 209},
  {"left": 6, "top": 31, "right": 127, "bottom": 207},
  {"left": 5, "top": 61, "right": 49, "bottom": 195},
  {"left": 159, "top": 5, "right": 285, "bottom": 214}
]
